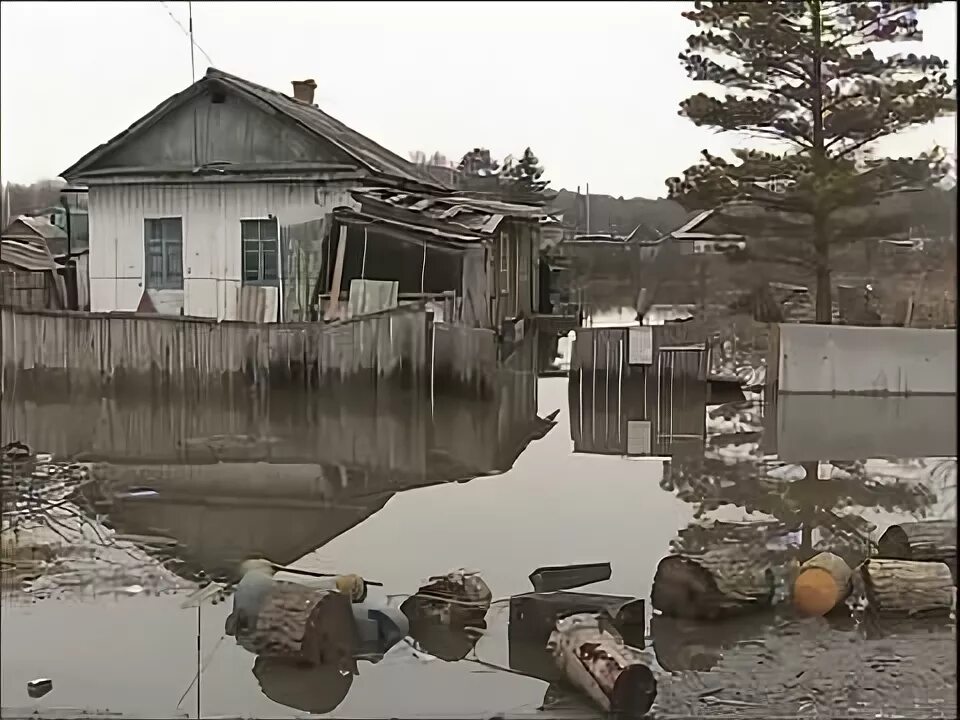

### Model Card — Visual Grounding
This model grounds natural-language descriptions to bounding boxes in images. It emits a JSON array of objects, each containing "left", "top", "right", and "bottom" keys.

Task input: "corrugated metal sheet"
[
  {"left": 0, "top": 238, "right": 57, "bottom": 271},
  {"left": 87, "top": 183, "right": 357, "bottom": 320}
]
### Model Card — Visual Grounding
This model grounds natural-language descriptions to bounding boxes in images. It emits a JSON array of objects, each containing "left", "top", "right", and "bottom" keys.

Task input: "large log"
[
  {"left": 236, "top": 580, "right": 359, "bottom": 668},
  {"left": 548, "top": 613, "right": 657, "bottom": 717},
  {"left": 401, "top": 569, "right": 491, "bottom": 661},
  {"left": 860, "top": 558, "right": 955, "bottom": 616},
  {"left": 652, "top": 548, "right": 774, "bottom": 619},
  {"left": 792, "top": 551, "right": 853, "bottom": 616},
  {"left": 877, "top": 520, "right": 957, "bottom": 581},
  {"left": 509, "top": 592, "right": 644, "bottom": 681}
]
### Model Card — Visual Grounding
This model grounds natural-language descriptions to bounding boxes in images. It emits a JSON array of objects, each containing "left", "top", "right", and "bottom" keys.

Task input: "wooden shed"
[
  {"left": 0, "top": 217, "right": 67, "bottom": 310},
  {"left": 320, "top": 188, "right": 544, "bottom": 330}
]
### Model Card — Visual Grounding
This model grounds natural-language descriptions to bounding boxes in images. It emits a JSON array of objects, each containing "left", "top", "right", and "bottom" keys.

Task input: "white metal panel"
[
  {"left": 627, "top": 326, "right": 653, "bottom": 365},
  {"left": 775, "top": 323, "right": 956, "bottom": 395},
  {"left": 626, "top": 420, "right": 652, "bottom": 455},
  {"left": 87, "top": 183, "right": 359, "bottom": 319}
]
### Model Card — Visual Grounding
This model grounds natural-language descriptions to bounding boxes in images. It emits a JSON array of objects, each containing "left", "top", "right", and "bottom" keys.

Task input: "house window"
[
  {"left": 144, "top": 217, "right": 183, "bottom": 290},
  {"left": 242, "top": 218, "right": 280, "bottom": 285}
]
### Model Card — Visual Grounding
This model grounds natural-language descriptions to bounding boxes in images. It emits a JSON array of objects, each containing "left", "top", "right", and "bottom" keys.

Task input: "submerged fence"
[{"left": 0, "top": 305, "right": 497, "bottom": 396}]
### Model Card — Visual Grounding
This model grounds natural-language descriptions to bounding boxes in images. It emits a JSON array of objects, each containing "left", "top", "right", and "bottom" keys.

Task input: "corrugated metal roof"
[
  {"left": 333, "top": 206, "right": 483, "bottom": 248},
  {"left": 0, "top": 238, "right": 58, "bottom": 271},
  {"left": 1, "top": 215, "right": 67, "bottom": 243},
  {"left": 62, "top": 67, "right": 447, "bottom": 192},
  {"left": 352, "top": 187, "right": 544, "bottom": 237}
]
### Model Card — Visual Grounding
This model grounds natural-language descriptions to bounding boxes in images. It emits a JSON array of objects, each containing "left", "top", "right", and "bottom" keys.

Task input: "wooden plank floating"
[
  {"left": 877, "top": 520, "right": 957, "bottom": 581},
  {"left": 528, "top": 562, "right": 612, "bottom": 593}
]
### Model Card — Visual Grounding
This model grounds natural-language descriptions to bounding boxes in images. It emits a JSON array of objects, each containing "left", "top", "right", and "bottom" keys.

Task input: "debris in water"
[
  {"left": 528, "top": 562, "right": 612, "bottom": 593},
  {"left": 27, "top": 678, "right": 53, "bottom": 698},
  {"left": 122, "top": 584, "right": 145, "bottom": 596}
]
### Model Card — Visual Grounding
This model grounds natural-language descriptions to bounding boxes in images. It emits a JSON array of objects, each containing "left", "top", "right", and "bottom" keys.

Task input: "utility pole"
[{"left": 585, "top": 182, "right": 591, "bottom": 235}]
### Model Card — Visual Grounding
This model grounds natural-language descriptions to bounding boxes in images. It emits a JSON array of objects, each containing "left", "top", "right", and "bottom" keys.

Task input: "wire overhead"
[{"left": 158, "top": 1, "right": 214, "bottom": 69}]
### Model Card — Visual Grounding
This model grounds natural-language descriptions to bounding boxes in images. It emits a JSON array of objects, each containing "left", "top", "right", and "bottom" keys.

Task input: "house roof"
[
  {"left": 2, "top": 215, "right": 67, "bottom": 244},
  {"left": 0, "top": 238, "right": 59, "bottom": 272},
  {"left": 624, "top": 208, "right": 746, "bottom": 245},
  {"left": 62, "top": 67, "right": 449, "bottom": 191},
  {"left": 352, "top": 187, "right": 544, "bottom": 238}
]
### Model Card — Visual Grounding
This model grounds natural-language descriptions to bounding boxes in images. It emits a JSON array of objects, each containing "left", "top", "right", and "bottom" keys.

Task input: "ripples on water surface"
[{"left": 1, "top": 366, "right": 956, "bottom": 718}]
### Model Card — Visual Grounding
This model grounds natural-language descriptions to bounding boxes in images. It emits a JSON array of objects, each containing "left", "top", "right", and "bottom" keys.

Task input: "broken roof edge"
[{"left": 332, "top": 206, "right": 484, "bottom": 250}]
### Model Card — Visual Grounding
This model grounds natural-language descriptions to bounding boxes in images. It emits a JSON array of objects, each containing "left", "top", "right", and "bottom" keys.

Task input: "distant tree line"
[
  {"left": 1, "top": 178, "right": 66, "bottom": 227},
  {"left": 409, "top": 147, "right": 551, "bottom": 202}
]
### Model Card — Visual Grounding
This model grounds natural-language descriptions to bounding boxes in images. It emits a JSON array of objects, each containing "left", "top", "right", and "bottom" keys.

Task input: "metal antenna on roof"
[{"left": 188, "top": 1, "right": 196, "bottom": 81}]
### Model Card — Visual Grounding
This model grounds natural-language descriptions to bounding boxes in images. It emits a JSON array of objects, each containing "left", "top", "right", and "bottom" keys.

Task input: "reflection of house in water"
[
  {"left": 3, "top": 335, "right": 553, "bottom": 580},
  {"left": 567, "top": 326, "right": 707, "bottom": 457}
]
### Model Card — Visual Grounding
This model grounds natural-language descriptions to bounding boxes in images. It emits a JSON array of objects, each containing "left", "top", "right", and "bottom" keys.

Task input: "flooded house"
[
  {"left": 60, "top": 67, "right": 448, "bottom": 321},
  {"left": 323, "top": 188, "right": 544, "bottom": 329}
]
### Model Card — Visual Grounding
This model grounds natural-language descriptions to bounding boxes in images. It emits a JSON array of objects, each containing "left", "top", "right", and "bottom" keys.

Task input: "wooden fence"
[
  {"left": 0, "top": 303, "right": 508, "bottom": 401},
  {"left": 0, "top": 304, "right": 442, "bottom": 394}
]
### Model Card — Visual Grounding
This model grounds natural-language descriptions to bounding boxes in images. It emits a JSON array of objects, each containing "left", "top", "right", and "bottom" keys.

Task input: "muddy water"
[{"left": 2, "top": 376, "right": 957, "bottom": 719}]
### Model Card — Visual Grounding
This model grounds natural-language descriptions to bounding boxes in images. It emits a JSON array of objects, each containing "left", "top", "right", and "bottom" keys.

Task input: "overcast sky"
[{"left": 1, "top": 1, "right": 956, "bottom": 198}]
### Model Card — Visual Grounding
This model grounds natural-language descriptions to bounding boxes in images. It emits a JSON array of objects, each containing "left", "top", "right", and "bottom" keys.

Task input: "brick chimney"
[{"left": 291, "top": 79, "right": 317, "bottom": 104}]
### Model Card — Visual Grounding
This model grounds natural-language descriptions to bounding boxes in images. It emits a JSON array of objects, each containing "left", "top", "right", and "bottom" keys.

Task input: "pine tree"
[
  {"left": 666, "top": 1, "right": 956, "bottom": 322},
  {"left": 501, "top": 147, "right": 550, "bottom": 196}
]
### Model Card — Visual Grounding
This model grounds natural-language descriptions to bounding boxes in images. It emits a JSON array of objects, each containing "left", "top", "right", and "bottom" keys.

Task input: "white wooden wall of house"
[{"left": 87, "top": 182, "right": 358, "bottom": 320}]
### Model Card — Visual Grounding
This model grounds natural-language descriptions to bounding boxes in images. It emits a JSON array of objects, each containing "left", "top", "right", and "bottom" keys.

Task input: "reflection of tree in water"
[{"left": 662, "top": 449, "right": 937, "bottom": 564}]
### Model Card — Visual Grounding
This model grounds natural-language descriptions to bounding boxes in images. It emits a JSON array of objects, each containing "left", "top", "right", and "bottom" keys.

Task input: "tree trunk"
[
  {"left": 652, "top": 550, "right": 774, "bottom": 620},
  {"left": 548, "top": 613, "right": 657, "bottom": 717},
  {"left": 237, "top": 581, "right": 359, "bottom": 668},
  {"left": 810, "top": 1, "right": 832, "bottom": 326},
  {"left": 877, "top": 520, "right": 957, "bottom": 582},
  {"left": 860, "top": 558, "right": 955, "bottom": 616},
  {"left": 793, "top": 551, "right": 853, "bottom": 616},
  {"left": 814, "top": 249, "right": 832, "bottom": 324}
]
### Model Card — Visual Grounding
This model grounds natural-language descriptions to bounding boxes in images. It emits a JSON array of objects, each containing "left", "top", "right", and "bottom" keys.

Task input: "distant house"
[
  {"left": 61, "top": 68, "right": 448, "bottom": 321},
  {"left": 0, "top": 216, "right": 67, "bottom": 310},
  {"left": 28, "top": 190, "right": 89, "bottom": 253},
  {"left": 324, "top": 188, "right": 543, "bottom": 328}
]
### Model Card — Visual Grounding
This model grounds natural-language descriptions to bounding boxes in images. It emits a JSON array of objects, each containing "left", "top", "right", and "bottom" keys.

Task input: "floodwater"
[{"left": 1, "top": 351, "right": 957, "bottom": 719}]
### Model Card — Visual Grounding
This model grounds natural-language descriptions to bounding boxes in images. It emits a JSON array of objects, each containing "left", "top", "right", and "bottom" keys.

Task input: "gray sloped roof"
[
  {"left": 206, "top": 69, "right": 448, "bottom": 190},
  {"left": 62, "top": 67, "right": 449, "bottom": 192}
]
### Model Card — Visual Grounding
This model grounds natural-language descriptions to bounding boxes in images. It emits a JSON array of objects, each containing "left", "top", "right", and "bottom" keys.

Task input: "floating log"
[
  {"left": 652, "top": 549, "right": 774, "bottom": 620},
  {"left": 401, "top": 569, "right": 491, "bottom": 661},
  {"left": 236, "top": 581, "right": 359, "bottom": 668},
  {"left": 877, "top": 520, "right": 957, "bottom": 581},
  {"left": 509, "top": 592, "right": 645, "bottom": 681},
  {"left": 548, "top": 613, "right": 657, "bottom": 717},
  {"left": 529, "top": 562, "right": 612, "bottom": 593},
  {"left": 860, "top": 558, "right": 955, "bottom": 616},
  {"left": 793, "top": 552, "right": 853, "bottom": 617}
]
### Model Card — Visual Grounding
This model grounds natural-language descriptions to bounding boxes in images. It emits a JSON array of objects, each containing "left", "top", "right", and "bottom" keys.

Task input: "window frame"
[
  {"left": 240, "top": 216, "right": 281, "bottom": 287},
  {"left": 143, "top": 216, "right": 184, "bottom": 291}
]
